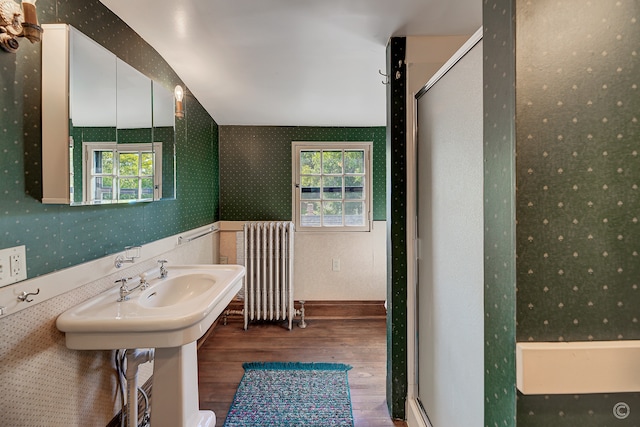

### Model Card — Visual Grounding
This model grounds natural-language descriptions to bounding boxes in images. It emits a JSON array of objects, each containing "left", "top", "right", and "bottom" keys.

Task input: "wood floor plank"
[{"left": 197, "top": 318, "right": 406, "bottom": 427}]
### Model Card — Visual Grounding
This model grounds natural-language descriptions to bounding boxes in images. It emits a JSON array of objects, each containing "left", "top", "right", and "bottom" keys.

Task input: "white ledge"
[
  {"left": 0, "top": 223, "right": 219, "bottom": 318},
  {"left": 517, "top": 340, "right": 640, "bottom": 395}
]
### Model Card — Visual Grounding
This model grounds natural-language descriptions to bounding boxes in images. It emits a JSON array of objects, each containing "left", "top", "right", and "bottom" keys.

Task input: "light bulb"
[
  {"left": 174, "top": 85, "right": 185, "bottom": 118},
  {"left": 174, "top": 85, "right": 184, "bottom": 102}
]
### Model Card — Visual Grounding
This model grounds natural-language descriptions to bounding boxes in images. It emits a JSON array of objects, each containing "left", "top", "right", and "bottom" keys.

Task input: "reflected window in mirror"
[{"left": 83, "top": 142, "right": 162, "bottom": 203}]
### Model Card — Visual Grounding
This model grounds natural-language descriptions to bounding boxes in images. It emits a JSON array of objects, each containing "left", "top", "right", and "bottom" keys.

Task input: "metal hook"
[
  {"left": 378, "top": 69, "right": 389, "bottom": 85},
  {"left": 394, "top": 60, "right": 403, "bottom": 80},
  {"left": 18, "top": 288, "right": 40, "bottom": 303}
]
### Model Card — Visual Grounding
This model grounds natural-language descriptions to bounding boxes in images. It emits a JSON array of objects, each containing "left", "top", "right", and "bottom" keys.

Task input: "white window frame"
[
  {"left": 292, "top": 141, "right": 372, "bottom": 232},
  {"left": 82, "top": 141, "right": 162, "bottom": 203}
]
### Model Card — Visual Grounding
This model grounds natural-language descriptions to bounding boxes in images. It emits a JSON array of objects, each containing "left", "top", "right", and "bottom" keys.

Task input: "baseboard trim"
[
  {"left": 222, "top": 299, "right": 386, "bottom": 320},
  {"left": 301, "top": 300, "right": 387, "bottom": 319}
]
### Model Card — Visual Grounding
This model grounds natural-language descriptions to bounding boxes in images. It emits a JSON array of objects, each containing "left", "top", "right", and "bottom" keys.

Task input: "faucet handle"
[
  {"left": 157, "top": 259, "right": 168, "bottom": 278},
  {"left": 115, "top": 277, "right": 132, "bottom": 286},
  {"left": 139, "top": 272, "right": 149, "bottom": 289}
]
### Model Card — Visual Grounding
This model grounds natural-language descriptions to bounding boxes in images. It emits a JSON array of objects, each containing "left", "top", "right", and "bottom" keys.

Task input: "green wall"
[
  {"left": 483, "top": 0, "right": 518, "bottom": 425},
  {"left": 386, "top": 37, "right": 408, "bottom": 420},
  {"left": 484, "top": 1, "right": 640, "bottom": 425},
  {"left": 515, "top": 0, "right": 640, "bottom": 424},
  {"left": 0, "top": 0, "right": 218, "bottom": 278},
  {"left": 218, "top": 126, "right": 386, "bottom": 221}
]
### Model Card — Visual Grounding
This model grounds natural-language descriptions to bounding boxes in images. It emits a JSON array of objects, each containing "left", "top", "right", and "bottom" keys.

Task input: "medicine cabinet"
[{"left": 41, "top": 24, "right": 176, "bottom": 205}]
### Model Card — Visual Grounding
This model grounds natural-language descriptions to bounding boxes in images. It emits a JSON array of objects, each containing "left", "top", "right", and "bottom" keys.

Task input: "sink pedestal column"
[{"left": 150, "top": 342, "right": 215, "bottom": 427}]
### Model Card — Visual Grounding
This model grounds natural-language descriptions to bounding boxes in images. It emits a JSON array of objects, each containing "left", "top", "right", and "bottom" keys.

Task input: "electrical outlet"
[
  {"left": 332, "top": 258, "right": 340, "bottom": 272},
  {"left": 0, "top": 245, "right": 27, "bottom": 285},
  {"left": 10, "top": 254, "right": 21, "bottom": 277}
]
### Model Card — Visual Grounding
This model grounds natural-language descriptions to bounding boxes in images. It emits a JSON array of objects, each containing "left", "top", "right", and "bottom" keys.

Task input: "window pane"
[
  {"left": 345, "top": 201, "right": 365, "bottom": 226},
  {"left": 301, "top": 176, "right": 320, "bottom": 200},
  {"left": 344, "top": 150, "right": 364, "bottom": 174},
  {"left": 322, "top": 151, "right": 343, "bottom": 174},
  {"left": 119, "top": 178, "right": 138, "bottom": 200},
  {"left": 322, "top": 201, "right": 343, "bottom": 226},
  {"left": 301, "top": 150, "right": 321, "bottom": 174},
  {"left": 300, "top": 201, "right": 321, "bottom": 227},
  {"left": 141, "top": 152, "right": 154, "bottom": 176},
  {"left": 93, "top": 177, "right": 113, "bottom": 200},
  {"left": 93, "top": 151, "right": 113, "bottom": 174},
  {"left": 345, "top": 176, "right": 364, "bottom": 200},
  {"left": 322, "top": 176, "right": 342, "bottom": 200},
  {"left": 141, "top": 177, "right": 154, "bottom": 198},
  {"left": 119, "top": 153, "right": 139, "bottom": 176}
]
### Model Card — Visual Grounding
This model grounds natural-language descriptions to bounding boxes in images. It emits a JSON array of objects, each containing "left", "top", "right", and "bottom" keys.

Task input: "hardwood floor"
[{"left": 197, "top": 316, "right": 407, "bottom": 427}]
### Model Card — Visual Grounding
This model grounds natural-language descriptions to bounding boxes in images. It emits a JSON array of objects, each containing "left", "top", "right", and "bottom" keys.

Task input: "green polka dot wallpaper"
[
  {"left": 385, "top": 37, "right": 408, "bottom": 420},
  {"left": 219, "top": 125, "right": 386, "bottom": 221},
  {"left": 483, "top": 1, "right": 517, "bottom": 426},
  {"left": 516, "top": 0, "right": 640, "bottom": 344},
  {"left": 0, "top": 0, "right": 217, "bottom": 278},
  {"left": 482, "top": 1, "right": 640, "bottom": 425},
  {"left": 515, "top": 0, "right": 640, "bottom": 425}
]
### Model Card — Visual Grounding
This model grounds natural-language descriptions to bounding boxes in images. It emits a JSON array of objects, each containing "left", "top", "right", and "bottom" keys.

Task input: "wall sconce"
[
  {"left": 0, "top": 0, "right": 42, "bottom": 53},
  {"left": 174, "top": 85, "right": 184, "bottom": 118}
]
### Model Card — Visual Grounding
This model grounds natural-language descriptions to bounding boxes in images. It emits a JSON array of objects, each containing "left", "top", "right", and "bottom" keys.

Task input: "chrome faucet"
[
  {"left": 116, "top": 273, "right": 150, "bottom": 302},
  {"left": 116, "top": 277, "right": 133, "bottom": 302},
  {"left": 158, "top": 259, "right": 168, "bottom": 278}
]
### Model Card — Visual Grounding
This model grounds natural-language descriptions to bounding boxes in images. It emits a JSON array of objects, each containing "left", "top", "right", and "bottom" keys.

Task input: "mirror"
[
  {"left": 42, "top": 24, "right": 176, "bottom": 206},
  {"left": 153, "top": 82, "right": 176, "bottom": 200},
  {"left": 69, "top": 26, "right": 117, "bottom": 204}
]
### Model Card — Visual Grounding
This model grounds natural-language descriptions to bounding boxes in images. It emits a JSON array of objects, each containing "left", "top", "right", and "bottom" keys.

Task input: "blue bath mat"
[{"left": 223, "top": 362, "right": 354, "bottom": 427}]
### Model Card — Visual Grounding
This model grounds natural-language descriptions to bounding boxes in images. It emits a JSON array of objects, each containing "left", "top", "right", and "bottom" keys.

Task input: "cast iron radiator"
[{"left": 243, "top": 221, "right": 296, "bottom": 330}]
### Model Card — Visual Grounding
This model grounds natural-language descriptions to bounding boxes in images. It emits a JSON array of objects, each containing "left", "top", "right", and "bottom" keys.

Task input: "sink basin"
[
  {"left": 56, "top": 264, "right": 245, "bottom": 350},
  {"left": 139, "top": 273, "right": 216, "bottom": 308}
]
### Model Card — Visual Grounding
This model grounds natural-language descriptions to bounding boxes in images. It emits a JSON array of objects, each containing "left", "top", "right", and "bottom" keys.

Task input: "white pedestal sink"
[
  {"left": 56, "top": 264, "right": 245, "bottom": 427},
  {"left": 153, "top": 343, "right": 215, "bottom": 427}
]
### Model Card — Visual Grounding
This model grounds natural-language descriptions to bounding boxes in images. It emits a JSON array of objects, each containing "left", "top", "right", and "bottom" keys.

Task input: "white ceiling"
[{"left": 99, "top": 0, "right": 481, "bottom": 126}]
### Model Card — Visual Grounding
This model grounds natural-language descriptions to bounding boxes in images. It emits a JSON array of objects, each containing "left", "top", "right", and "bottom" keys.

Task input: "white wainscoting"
[{"left": 218, "top": 220, "right": 387, "bottom": 301}]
